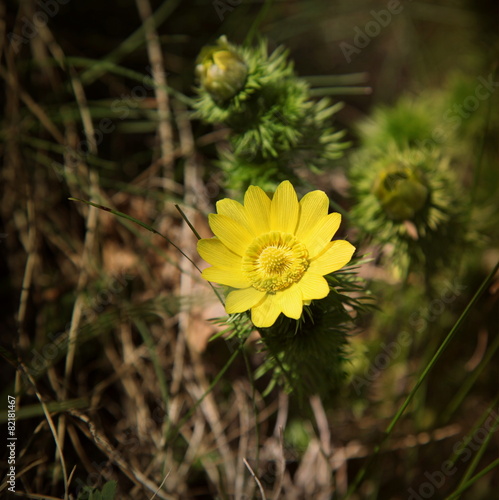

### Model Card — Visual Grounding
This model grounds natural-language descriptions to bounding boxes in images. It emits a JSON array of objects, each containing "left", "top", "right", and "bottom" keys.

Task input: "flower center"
[{"left": 242, "top": 232, "right": 309, "bottom": 293}]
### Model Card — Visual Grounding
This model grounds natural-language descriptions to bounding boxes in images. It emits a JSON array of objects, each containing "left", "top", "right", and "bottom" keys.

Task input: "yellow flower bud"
[
  {"left": 196, "top": 38, "right": 248, "bottom": 102},
  {"left": 373, "top": 165, "right": 429, "bottom": 220}
]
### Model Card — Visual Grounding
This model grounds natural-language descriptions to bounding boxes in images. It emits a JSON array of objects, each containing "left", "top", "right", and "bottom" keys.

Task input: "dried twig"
[{"left": 243, "top": 458, "right": 267, "bottom": 500}]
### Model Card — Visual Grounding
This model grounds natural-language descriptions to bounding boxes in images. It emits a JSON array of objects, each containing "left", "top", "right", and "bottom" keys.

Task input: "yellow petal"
[
  {"left": 295, "top": 190, "right": 329, "bottom": 240},
  {"left": 270, "top": 181, "right": 299, "bottom": 233},
  {"left": 197, "top": 238, "right": 242, "bottom": 269},
  {"left": 216, "top": 199, "right": 256, "bottom": 236},
  {"left": 295, "top": 272, "right": 330, "bottom": 301},
  {"left": 225, "top": 287, "right": 265, "bottom": 313},
  {"left": 244, "top": 185, "right": 271, "bottom": 234},
  {"left": 309, "top": 240, "right": 355, "bottom": 275},
  {"left": 278, "top": 285, "right": 304, "bottom": 319},
  {"left": 202, "top": 267, "right": 251, "bottom": 288},
  {"left": 208, "top": 213, "right": 253, "bottom": 256},
  {"left": 302, "top": 212, "right": 341, "bottom": 258},
  {"left": 251, "top": 294, "right": 282, "bottom": 328}
]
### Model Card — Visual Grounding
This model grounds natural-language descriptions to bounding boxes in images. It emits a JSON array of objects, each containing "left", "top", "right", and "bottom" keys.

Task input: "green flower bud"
[
  {"left": 373, "top": 165, "right": 429, "bottom": 220},
  {"left": 196, "top": 37, "right": 248, "bottom": 102}
]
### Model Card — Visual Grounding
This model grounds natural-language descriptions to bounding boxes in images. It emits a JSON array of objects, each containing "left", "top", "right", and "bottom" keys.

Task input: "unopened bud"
[
  {"left": 196, "top": 37, "right": 248, "bottom": 102},
  {"left": 373, "top": 165, "right": 428, "bottom": 220}
]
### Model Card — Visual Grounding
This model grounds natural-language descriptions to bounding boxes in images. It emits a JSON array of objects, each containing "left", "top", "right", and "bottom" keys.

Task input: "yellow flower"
[{"left": 197, "top": 181, "right": 356, "bottom": 328}]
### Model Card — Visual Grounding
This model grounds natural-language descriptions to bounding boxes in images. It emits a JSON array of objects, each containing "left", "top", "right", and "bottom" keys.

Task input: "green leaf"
[
  {"left": 101, "top": 480, "right": 118, "bottom": 500},
  {"left": 77, "top": 481, "right": 117, "bottom": 500},
  {"left": 89, "top": 490, "right": 100, "bottom": 500},
  {"left": 0, "top": 399, "right": 88, "bottom": 423}
]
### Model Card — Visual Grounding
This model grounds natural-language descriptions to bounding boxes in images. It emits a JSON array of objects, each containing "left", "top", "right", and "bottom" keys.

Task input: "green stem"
[
  {"left": 442, "top": 333, "right": 499, "bottom": 422},
  {"left": 164, "top": 330, "right": 250, "bottom": 444},
  {"left": 244, "top": 0, "right": 276, "bottom": 45},
  {"left": 345, "top": 260, "right": 499, "bottom": 498},
  {"left": 69, "top": 197, "right": 225, "bottom": 306},
  {"left": 386, "top": 260, "right": 499, "bottom": 437},
  {"left": 456, "top": 411, "right": 499, "bottom": 491},
  {"left": 445, "top": 458, "right": 499, "bottom": 500},
  {"left": 309, "top": 86, "right": 372, "bottom": 97},
  {"left": 78, "top": 0, "right": 183, "bottom": 86},
  {"left": 134, "top": 318, "right": 170, "bottom": 406}
]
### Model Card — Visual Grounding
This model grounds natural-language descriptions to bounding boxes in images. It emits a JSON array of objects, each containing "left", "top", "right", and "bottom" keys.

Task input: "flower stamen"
[{"left": 242, "top": 232, "right": 309, "bottom": 292}]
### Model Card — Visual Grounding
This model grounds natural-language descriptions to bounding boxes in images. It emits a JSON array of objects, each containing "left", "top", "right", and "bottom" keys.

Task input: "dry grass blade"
[
  {"left": 68, "top": 410, "right": 175, "bottom": 500},
  {"left": 19, "top": 364, "right": 70, "bottom": 500},
  {"left": 243, "top": 457, "right": 267, "bottom": 500},
  {"left": 135, "top": 0, "right": 174, "bottom": 181}
]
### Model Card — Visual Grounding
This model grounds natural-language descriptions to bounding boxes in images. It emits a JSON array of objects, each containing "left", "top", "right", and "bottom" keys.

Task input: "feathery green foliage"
[
  {"left": 349, "top": 100, "right": 481, "bottom": 279},
  {"left": 216, "top": 259, "right": 373, "bottom": 402},
  {"left": 195, "top": 36, "right": 348, "bottom": 190}
]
